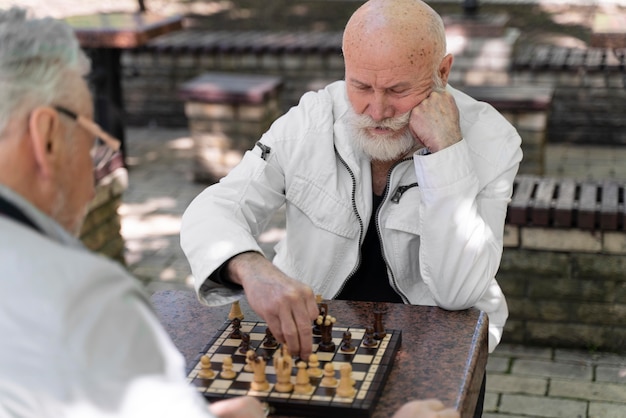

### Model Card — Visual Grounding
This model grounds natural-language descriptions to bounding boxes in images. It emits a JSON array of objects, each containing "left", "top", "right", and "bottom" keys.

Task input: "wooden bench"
[
  {"left": 512, "top": 44, "right": 625, "bottom": 74},
  {"left": 507, "top": 175, "right": 625, "bottom": 231},
  {"left": 138, "top": 29, "right": 343, "bottom": 56},
  {"left": 458, "top": 85, "right": 553, "bottom": 111}
]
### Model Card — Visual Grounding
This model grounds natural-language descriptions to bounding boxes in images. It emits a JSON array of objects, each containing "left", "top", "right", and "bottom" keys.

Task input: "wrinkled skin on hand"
[
  {"left": 409, "top": 89, "right": 462, "bottom": 153},
  {"left": 228, "top": 252, "right": 319, "bottom": 360}
]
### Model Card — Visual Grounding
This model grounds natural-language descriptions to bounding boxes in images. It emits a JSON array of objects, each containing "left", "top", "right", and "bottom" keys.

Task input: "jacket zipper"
[
  {"left": 390, "top": 183, "right": 418, "bottom": 203},
  {"left": 332, "top": 148, "right": 364, "bottom": 298},
  {"left": 255, "top": 141, "right": 271, "bottom": 160},
  {"left": 375, "top": 158, "right": 417, "bottom": 303}
]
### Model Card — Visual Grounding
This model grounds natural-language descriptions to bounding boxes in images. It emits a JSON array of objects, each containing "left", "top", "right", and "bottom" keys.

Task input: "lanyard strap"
[{"left": 0, "top": 195, "right": 42, "bottom": 233}]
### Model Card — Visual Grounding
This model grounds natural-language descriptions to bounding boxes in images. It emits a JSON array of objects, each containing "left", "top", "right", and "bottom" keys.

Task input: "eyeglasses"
[{"left": 54, "top": 106, "right": 121, "bottom": 171}]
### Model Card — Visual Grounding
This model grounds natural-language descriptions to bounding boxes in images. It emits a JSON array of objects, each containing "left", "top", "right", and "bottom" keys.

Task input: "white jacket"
[
  {"left": 181, "top": 81, "right": 523, "bottom": 352},
  {"left": 0, "top": 186, "right": 215, "bottom": 418}
]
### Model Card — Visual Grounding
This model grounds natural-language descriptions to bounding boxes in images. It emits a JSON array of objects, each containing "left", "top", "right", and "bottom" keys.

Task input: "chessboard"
[{"left": 187, "top": 319, "right": 402, "bottom": 417}]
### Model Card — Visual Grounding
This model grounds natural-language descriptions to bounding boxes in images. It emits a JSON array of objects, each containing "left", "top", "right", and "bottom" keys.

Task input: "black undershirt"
[
  {"left": 0, "top": 195, "right": 41, "bottom": 233},
  {"left": 336, "top": 193, "right": 403, "bottom": 303}
]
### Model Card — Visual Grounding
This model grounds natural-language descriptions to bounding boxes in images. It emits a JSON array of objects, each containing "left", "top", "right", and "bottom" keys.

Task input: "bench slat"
[
  {"left": 553, "top": 178, "right": 576, "bottom": 227},
  {"left": 578, "top": 181, "right": 599, "bottom": 229},
  {"left": 600, "top": 180, "right": 619, "bottom": 230},
  {"left": 532, "top": 177, "right": 557, "bottom": 226},
  {"left": 509, "top": 175, "right": 538, "bottom": 225}
]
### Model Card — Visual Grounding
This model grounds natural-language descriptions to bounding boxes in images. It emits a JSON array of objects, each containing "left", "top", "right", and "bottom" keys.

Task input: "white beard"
[{"left": 344, "top": 107, "right": 416, "bottom": 162}]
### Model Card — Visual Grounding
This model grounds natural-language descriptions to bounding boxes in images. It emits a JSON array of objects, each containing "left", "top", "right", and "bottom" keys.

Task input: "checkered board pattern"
[{"left": 187, "top": 320, "right": 402, "bottom": 417}]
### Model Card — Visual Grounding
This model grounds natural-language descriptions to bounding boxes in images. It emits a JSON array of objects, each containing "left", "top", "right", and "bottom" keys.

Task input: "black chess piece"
[
  {"left": 262, "top": 327, "right": 278, "bottom": 348},
  {"left": 362, "top": 326, "right": 377, "bottom": 347},
  {"left": 373, "top": 310, "right": 386, "bottom": 340},
  {"left": 340, "top": 331, "right": 355, "bottom": 352},
  {"left": 229, "top": 317, "right": 242, "bottom": 339},
  {"left": 238, "top": 332, "right": 251, "bottom": 354},
  {"left": 317, "top": 309, "right": 336, "bottom": 352}
]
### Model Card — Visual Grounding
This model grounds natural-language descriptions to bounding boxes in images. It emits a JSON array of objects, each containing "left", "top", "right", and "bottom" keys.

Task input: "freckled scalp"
[{"left": 342, "top": 0, "right": 446, "bottom": 67}]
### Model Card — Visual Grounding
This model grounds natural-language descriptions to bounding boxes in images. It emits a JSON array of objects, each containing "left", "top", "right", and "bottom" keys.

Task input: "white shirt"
[{"left": 0, "top": 185, "right": 215, "bottom": 418}]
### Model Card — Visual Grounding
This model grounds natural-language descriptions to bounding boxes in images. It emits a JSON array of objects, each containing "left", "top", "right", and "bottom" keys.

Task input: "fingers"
[
  {"left": 234, "top": 254, "right": 318, "bottom": 359},
  {"left": 409, "top": 89, "right": 461, "bottom": 153},
  {"left": 391, "top": 399, "right": 460, "bottom": 418},
  {"left": 274, "top": 285, "right": 317, "bottom": 359},
  {"left": 208, "top": 396, "right": 266, "bottom": 418}
]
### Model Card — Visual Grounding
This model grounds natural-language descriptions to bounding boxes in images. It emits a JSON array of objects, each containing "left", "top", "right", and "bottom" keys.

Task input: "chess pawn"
[
  {"left": 244, "top": 349, "right": 256, "bottom": 372},
  {"left": 293, "top": 361, "right": 313, "bottom": 394},
  {"left": 229, "top": 317, "right": 242, "bottom": 339},
  {"left": 362, "top": 326, "right": 378, "bottom": 347},
  {"left": 228, "top": 300, "right": 244, "bottom": 320},
  {"left": 262, "top": 327, "right": 278, "bottom": 348},
  {"left": 250, "top": 357, "right": 270, "bottom": 391},
  {"left": 319, "top": 362, "right": 337, "bottom": 387},
  {"left": 273, "top": 348, "right": 294, "bottom": 393},
  {"left": 336, "top": 364, "right": 356, "bottom": 398},
  {"left": 340, "top": 331, "right": 355, "bottom": 353},
  {"left": 198, "top": 354, "right": 215, "bottom": 379},
  {"left": 220, "top": 356, "right": 236, "bottom": 379},
  {"left": 307, "top": 353, "right": 323, "bottom": 378},
  {"left": 238, "top": 332, "right": 251, "bottom": 354}
]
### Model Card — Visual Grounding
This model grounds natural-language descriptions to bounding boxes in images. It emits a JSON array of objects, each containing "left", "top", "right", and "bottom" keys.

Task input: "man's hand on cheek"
[{"left": 409, "top": 89, "right": 462, "bottom": 153}]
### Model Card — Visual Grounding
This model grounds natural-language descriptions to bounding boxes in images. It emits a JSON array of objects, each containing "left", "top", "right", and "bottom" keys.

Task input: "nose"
[{"left": 364, "top": 91, "right": 392, "bottom": 122}]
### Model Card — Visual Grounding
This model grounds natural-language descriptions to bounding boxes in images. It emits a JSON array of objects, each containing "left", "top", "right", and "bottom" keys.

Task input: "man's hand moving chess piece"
[{"left": 224, "top": 252, "right": 319, "bottom": 359}]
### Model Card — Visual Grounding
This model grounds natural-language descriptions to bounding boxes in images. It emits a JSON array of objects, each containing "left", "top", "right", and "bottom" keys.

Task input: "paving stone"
[
  {"left": 492, "top": 343, "right": 553, "bottom": 360},
  {"left": 512, "top": 359, "right": 593, "bottom": 380},
  {"left": 588, "top": 401, "right": 626, "bottom": 418},
  {"left": 550, "top": 379, "right": 626, "bottom": 403},
  {"left": 499, "top": 394, "right": 587, "bottom": 417},
  {"left": 486, "top": 373, "right": 548, "bottom": 395},
  {"left": 483, "top": 392, "right": 499, "bottom": 412},
  {"left": 596, "top": 365, "right": 626, "bottom": 384},
  {"left": 487, "top": 356, "right": 511, "bottom": 372}
]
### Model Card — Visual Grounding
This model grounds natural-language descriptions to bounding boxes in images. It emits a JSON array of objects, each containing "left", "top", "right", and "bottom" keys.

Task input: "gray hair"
[{"left": 0, "top": 8, "right": 91, "bottom": 136}]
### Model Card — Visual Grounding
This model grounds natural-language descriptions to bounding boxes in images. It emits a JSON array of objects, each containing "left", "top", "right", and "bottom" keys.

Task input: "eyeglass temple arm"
[{"left": 76, "top": 115, "right": 121, "bottom": 152}]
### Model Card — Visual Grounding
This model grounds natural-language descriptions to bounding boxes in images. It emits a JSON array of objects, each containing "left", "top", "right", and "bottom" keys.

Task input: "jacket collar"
[{"left": 0, "top": 184, "right": 85, "bottom": 249}]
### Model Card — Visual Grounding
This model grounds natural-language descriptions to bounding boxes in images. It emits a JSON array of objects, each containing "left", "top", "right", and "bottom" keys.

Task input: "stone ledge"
[{"left": 505, "top": 225, "right": 626, "bottom": 255}]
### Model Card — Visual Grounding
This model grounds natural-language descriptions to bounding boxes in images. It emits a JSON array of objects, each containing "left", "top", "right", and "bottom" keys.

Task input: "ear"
[
  {"left": 438, "top": 54, "right": 454, "bottom": 85},
  {"left": 28, "top": 106, "right": 59, "bottom": 179}
]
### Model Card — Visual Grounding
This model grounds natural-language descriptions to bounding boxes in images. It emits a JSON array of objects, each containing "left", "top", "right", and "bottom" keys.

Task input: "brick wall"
[
  {"left": 122, "top": 31, "right": 345, "bottom": 127},
  {"left": 499, "top": 224, "right": 626, "bottom": 353},
  {"left": 79, "top": 166, "right": 128, "bottom": 265}
]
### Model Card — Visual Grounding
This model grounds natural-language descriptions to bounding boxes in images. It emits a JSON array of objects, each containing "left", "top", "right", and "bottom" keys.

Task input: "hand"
[
  {"left": 227, "top": 252, "right": 319, "bottom": 359},
  {"left": 392, "top": 399, "right": 460, "bottom": 418},
  {"left": 409, "top": 88, "right": 462, "bottom": 153},
  {"left": 208, "top": 396, "right": 267, "bottom": 418}
]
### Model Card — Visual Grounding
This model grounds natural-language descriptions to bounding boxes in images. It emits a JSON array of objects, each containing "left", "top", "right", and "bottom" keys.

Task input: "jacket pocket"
[
  {"left": 384, "top": 186, "right": 421, "bottom": 236},
  {"left": 286, "top": 175, "right": 359, "bottom": 239}
]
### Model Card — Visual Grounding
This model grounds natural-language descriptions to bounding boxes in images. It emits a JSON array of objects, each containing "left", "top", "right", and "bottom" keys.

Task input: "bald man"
[{"left": 182, "top": 0, "right": 520, "bottom": 411}]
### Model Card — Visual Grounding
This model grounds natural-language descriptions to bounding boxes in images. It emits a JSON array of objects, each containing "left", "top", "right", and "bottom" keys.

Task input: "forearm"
[{"left": 414, "top": 141, "right": 509, "bottom": 309}]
